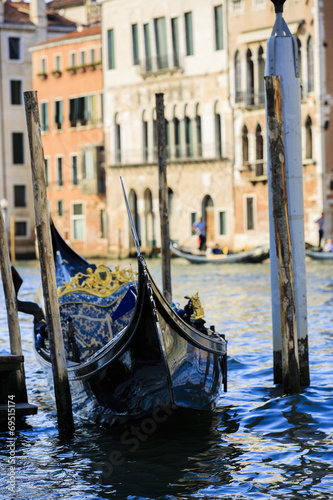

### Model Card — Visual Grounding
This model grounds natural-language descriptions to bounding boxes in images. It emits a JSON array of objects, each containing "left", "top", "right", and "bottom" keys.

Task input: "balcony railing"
[
  {"left": 235, "top": 90, "right": 265, "bottom": 107},
  {"left": 140, "top": 54, "right": 182, "bottom": 75}
]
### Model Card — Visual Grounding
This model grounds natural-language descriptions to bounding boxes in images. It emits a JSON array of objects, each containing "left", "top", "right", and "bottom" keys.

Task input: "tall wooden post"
[
  {"left": 156, "top": 93, "right": 172, "bottom": 304},
  {"left": 24, "top": 91, "right": 74, "bottom": 435},
  {"left": 265, "top": 76, "right": 300, "bottom": 394},
  {"left": 0, "top": 208, "right": 27, "bottom": 401},
  {"left": 265, "top": 0, "right": 309, "bottom": 387}
]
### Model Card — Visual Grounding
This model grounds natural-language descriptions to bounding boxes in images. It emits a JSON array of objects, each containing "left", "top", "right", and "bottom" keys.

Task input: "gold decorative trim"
[
  {"left": 185, "top": 291, "right": 205, "bottom": 320},
  {"left": 58, "top": 264, "right": 137, "bottom": 298}
]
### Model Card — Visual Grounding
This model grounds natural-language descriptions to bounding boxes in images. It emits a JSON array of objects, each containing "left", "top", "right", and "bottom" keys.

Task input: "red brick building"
[{"left": 31, "top": 25, "right": 107, "bottom": 256}]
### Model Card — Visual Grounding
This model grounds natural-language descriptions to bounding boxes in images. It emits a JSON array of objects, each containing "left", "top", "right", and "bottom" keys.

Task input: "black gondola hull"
[{"left": 29, "top": 225, "right": 227, "bottom": 425}]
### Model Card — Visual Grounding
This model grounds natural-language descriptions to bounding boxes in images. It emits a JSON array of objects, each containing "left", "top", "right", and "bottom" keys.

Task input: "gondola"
[
  {"left": 170, "top": 241, "right": 270, "bottom": 264},
  {"left": 306, "top": 249, "right": 333, "bottom": 260},
  {"left": 16, "top": 211, "right": 227, "bottom": 426}
]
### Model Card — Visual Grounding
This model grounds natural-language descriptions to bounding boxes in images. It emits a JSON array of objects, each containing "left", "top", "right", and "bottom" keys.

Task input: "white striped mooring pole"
[{"left": 265, "top": 0, "right": 310, "bottom": 392}]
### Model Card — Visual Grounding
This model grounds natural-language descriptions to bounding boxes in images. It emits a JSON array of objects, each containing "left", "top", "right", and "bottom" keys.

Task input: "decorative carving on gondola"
[
  {"left": 184, "top": 291, "right": 205, "bottom": 321},
  {"left": 58, "top": 264, "right": 137, "bottom": 298}
]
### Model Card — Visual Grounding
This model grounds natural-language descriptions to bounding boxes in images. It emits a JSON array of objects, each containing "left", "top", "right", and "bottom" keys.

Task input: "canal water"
[{"left": 1, "top": 256, "right": 333, "bottom": 500}]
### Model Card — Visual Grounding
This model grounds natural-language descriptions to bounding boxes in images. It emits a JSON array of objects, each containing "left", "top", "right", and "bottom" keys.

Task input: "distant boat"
[
  {"left": 15, "top": 221, "right": 227, "bottom": 426},
  {"left": 170, "top": 242, "right": 270, "bottom": 265},
  {"left": 306, "top": 249, "right": 333, "bottom": 260}
]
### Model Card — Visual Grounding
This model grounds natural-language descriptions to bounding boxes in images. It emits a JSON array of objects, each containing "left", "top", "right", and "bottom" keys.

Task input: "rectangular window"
[
  {"left": 80, "top": 50, "right": 85, "bottom": 66},
  {"left": 12, "top": 133, "right": 24, "bottom": 164},
  {"left": 58, "top": 200, "right": 64, "bottom": 217},
  {"left": 219, "top": 211, "right": 226, "bottom": 235},
  {"left": 69, "top": 98, "right": 77, "bottom": 127},
  {"left": 184, "top": 12, "right": 194, "bottom": 56},
  {"left": 90, "top": 48, "right": 95, "bottom": 63},
  {"left": 14, "top": 185, "right": 26, "bottom": 207},
  {"left": 101, "top": 209, "right": 107, "bottom": 238},
  {"left": 10, "top": 80, "right": 22, "bottom": 105},
  {"left": 54, "top": 100, "right": 63, "bottom": 130},
  {"left": 41, "top": 57, "right": 47, "bottom": 74},
  {"left": 107, "top": 29, "right": 115, "bottom": 69},
  {"left": 82, "top": 149, "right": 94, "bottom": 179},
  {"left": 41, "top": 102, "right": 49, "bottom": 132},
  {"left": 9, "top": 37, "right": 20, "bottom": 60},
  {"left": 246, "top": 197, "right": 254, "bottom": 230},
  {"left": 171, "top": 18, "right": 180, "bottom": 67},
  {"left": 54, "top": 55, "right": 61, "bottom": 71},
  {"left": 72, "top": 203, "right": 84, "bottom": 240},
  {"left": 45, "top": 158, "right": 49, "bottom": 187},
  {"left": 132, "top": 24, "right": 139, "bottom": 65},
  {"left": 71, "top": 155, "right": 78, "bottom": 185},
  {"left": 214, "top": 5, "right": 224, "bottom": 51},
  {"left": 70, "top": 52, "right": 76, "bottom": 67},
  {"left": 15, "top": 221, "right": 27, "bottom": 237},
  {"left": 154, "top": 17, "right": 168, "bottom": 69},
  {"left": 143, "top": 119, "right": 148, "bottom": 161},
  {"left": 57, "top": 157, "right": 63, "bottom": 186},
  {"left": 144, "top": 24, "right": 152, "bottom": 71}
]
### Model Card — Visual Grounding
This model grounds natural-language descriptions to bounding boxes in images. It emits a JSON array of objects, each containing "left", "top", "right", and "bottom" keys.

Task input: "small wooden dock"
[{"left": 0, "top": 353, "right": 38, "bottom": 422}]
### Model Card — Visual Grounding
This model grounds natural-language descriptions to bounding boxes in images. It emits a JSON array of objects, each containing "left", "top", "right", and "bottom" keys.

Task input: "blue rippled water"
[{"left": 1, "top": 257, "right": 333, "bottom": 500}]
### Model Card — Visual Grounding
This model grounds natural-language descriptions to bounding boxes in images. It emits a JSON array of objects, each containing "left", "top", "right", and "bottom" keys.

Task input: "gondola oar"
[{"left": 120, "top": 177, "right": 142, "bottom": 258}]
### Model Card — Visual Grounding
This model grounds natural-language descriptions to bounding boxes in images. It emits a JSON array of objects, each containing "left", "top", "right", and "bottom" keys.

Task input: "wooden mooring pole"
[
  {"left": 265, "top": 0, "right": 310, "bottom": 390},
  {"left": 24, "top": 91, "right": 74, "bottom": 435},
  {"left": 156, "top": 93, "right": 172, "bottom": 304},
  {"left": 265, "top": 76, "right": 300, "bottom": 394},
  {"left": 0, "top": 207, "right": 27, "bottom": 402}
]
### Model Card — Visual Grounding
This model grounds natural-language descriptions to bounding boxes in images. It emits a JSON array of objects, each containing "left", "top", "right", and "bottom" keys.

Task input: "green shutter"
[{"left": 107, "top": 29, "right": 115, "bottom": 69}]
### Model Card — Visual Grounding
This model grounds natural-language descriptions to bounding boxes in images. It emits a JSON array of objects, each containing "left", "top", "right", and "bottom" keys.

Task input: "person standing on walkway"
[
  {"left": 315, "top": 213, "right": 324, "bottom": 248},
  {"left": 192, "top": 217, "right": 207, "bottom": 251}
]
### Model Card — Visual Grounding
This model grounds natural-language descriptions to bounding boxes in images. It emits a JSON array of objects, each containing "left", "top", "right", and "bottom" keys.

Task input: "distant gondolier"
[
  {"left": 193, "top": 217, "right": 207, "bottom": 251},
  {"left": 315, "top": 213, "right": 324, "bottom": 248}
]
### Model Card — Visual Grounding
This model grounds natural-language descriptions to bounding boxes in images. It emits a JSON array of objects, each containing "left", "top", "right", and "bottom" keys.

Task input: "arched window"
[
  {"left": 242, "top": 125, "right": 249, "bottom": 165},
  {"left": 258, "top": 46, "right": 265, "bottom": 104},
  {"left": 165, "top": 119, "right": 170, "bottom": 159},
  {"left": 174, "top": 116, "right": 181, "bottom": 158},
  {"left": 235, "top": 51, "right": 242, "bottom": 102},
  {"left": 184, "top": 106, "right": 193, "bottom": 158},
  {"left": 202, "top": 195, "right": 214, "bottom": 245},
  {"left": 129, "top": 189, "right": 140, "bottom": 246},
  {"left": 297, "top": 38, "right": 303, "bottom": 99},
  {"left": 255, "top": 124, "right": 264, "bottom": 176},
  {"left": 152, "top": 109, "right": 157, "bottom": 161},
  {"left": 115, "top": 113, "right": 121, "bottom": 163},
  {"left": 195, "top": 103, "right": 202, "bottom": 157},
  {"left": 142, "top": 111, "right": 148, "bottom": 162},
  {"left": 144, "top": 188, "right": 155, "bottom": 247},
  {"left": 307, "top": 36, "right": 314, "bottom": 93},
  {"left": 215, "top": 102, "right": 222, "bottom": 157},
  {"left": 246, "top": 49, "right": 254, "bottom": 105},
  {"left": 305, "top": 115, "right": 312, "bottom": 159},
  {"left": 168, "top": 187, "right": 174, "bottom": 237}
]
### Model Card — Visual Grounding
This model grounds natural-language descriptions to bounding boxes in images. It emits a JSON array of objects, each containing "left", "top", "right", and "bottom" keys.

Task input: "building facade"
[
  {"left": 228, "top": 0, "right": 322, "bottom": 248},
  {"left": 0, "top": 0, "right": 75, "bottom": 257},
  {"left": 102, "top": 0, "right": 235, "bottom": 255},
  {"left": 101, "top": 0, "right": 331, "bottom": 255},
  {"left": 31, "top": 25, "right": 107, "bottom": 256}
]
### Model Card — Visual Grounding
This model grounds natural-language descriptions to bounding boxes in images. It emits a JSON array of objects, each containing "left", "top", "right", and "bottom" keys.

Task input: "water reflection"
[{"left": 1, "top": 258, "right": 333, "bottom": 499}]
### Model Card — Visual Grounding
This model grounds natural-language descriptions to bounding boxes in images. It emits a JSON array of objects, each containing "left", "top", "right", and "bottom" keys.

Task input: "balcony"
[
  {"left": 140, "top": 54, "right": 183, "bottom": 76},
  {"left": 235, "top": 90, "right": 265, "bottom": 108},
  {"left": 249, "top": 160, "right": 267, "bottom": 184}
]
